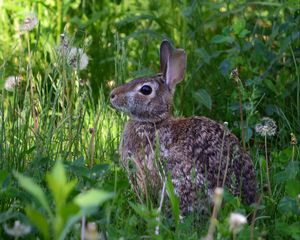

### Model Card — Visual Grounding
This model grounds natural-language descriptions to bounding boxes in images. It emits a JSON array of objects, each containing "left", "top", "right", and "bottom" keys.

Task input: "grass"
[{"left": 0, "top": 0, "right": 300, "bottom": 239}]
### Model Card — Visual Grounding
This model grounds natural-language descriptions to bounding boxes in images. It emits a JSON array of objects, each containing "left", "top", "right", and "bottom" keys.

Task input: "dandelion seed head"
[
  {"left": 4, "top": 76, "right": 22, "bottom": 92},
  {"left": 3, "top": 220, "right": 31, "bottom": 237},
  {"left": 229, "top": 212, "right": 247, "bottom": 233},
  {"left": 20, "top": 13, "right": 38, "bottom": 32},
  {"left": 67, "top": 47, "right": 89, "bottom": 70},
  {"left": 255, "top": 117, "right": 277, "bottom": 137}
]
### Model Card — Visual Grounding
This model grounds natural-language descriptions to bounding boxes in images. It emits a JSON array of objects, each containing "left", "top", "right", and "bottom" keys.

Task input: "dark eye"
[{"left": 139, "top": 85, "right": 152, "bottom": 95}]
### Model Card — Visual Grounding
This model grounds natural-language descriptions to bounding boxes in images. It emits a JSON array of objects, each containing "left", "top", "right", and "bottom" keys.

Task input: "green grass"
[{"left": 0, "top": 0, "right": 300, "bottom": 239}]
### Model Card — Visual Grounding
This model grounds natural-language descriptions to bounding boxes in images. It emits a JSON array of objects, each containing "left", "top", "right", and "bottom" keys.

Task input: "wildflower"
[
  {"left": 20, "top": 13, "right": 38, "bottom": 32},
  {"left": 291, "top": 133, "right": 297, "bottom": 145},
  {"left": 67, "top": 47, "right": 89, "bottom": 70},
  {"left": 229, "top": 212, "right": 247, "bottom": 234},
  {"left": 255, "top": 117, "right": 277, "bottom": 137},
  {"left": 3, "top": 220, "right": 31, "bottom": 237},
  {"left": 4, "top": 76, "right": 21, "bottom": 91}
]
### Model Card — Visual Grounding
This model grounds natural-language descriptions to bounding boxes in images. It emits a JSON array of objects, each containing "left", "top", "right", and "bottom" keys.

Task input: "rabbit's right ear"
[{"left": 160, "top": 40, "right": 186, "bottom": 91}]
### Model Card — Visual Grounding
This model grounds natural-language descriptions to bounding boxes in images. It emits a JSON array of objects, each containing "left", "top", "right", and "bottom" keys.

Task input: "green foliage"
[
  {"left": 0, "top": 0, "right": 299, "bottom": 239},
  {"left": 14, "top": 160, "right": 112, "bottom": 239}
]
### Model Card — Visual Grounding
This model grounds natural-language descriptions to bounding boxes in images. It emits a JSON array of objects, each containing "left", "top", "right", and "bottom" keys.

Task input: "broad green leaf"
[
  {"left": 275, "top": 221, "right": 300, "bottom": 239},
  {"left": 233, "top": 18, "right": 246, "bottom": 35},
  {"left": 14, "top": 172, "right": 51, "bottom": 216},
  {"left": 285, "top": 161, "right": 299, "bottom": 180},
  {"left": 46, "top": 160, "right": 77, "bottom": 212},
  {"left": 277, "top": 197, "right": 298, "bottom": 215},
  {"left": 26, "top": 206, "right": 50, "bottom": 240},
  {"left": 194, "top": 89, "right": 212, "bottom": 110},
  {"left": 74, "top": 189, "right": 113, "bottom": 209},
  {"left": 166, "top": 175, "right": 180, "bottom": 229},
  {"left": 285, "top": 179, "right": 300, "bottom": 197}
]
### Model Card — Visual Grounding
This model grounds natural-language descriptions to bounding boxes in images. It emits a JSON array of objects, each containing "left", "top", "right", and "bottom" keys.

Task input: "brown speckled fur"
[{"left": 110, "top": 40, "right": 256, "bottom": 214}]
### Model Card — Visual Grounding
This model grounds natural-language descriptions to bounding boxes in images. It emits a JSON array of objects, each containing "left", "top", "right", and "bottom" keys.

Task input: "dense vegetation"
[{"left": 0, "top": 0, "right": 299, "bottom": 239}]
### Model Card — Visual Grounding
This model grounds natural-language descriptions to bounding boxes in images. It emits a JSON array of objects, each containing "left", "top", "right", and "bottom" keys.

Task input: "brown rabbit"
[{"left": 110, "top": 40, "right": 256, "bottom": 214}]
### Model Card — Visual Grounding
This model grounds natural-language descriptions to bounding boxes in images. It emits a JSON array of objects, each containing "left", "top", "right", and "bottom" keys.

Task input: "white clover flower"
[
  {"left": 255, "top": 117, "right": 277, "bottom": 137},
  {"left": 3, "top": 220, "right": 31, "bottom": 237},
  {"left": 229, "top": 212, "right": 247, "bottom": 233},
  {"left": 20, "top": 13, "right": 38, "bottom": 32},
  {"left": 4, "top": 76, "right": 21, "bottom": 92},
  {"left": 67, "top": 47, "right": 89, "bottom": 70}
]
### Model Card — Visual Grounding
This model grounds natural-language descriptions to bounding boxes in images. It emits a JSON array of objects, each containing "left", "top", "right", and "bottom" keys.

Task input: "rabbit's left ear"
[
  {"left": 160, "top": 40, "right": 172, "bottom": 75},
  {"left": 165, "top": 48, "right": 186, "bottom": 91}
]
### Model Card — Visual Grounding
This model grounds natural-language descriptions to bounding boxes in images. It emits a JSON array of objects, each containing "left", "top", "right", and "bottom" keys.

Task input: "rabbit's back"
[{"left": 120, "top": 116, "right": 256, "bottom": 213}]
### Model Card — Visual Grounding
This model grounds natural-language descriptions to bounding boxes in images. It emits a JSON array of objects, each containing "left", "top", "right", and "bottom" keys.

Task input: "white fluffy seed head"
[
  {"left": 67, "top": 47, "right": 89, "bottom": 70},
  {"left": 4, "top": 76, "right": 21, "bottom": 92},
  {"left": 229, "top": 212, "right": 247, "bottom": 233},
  {"left": 3, "top": 220, "right": 31, "bottom": 237},
  {"left": 20, "top": 13, "right": 38, "bottom": 32},
  {"left": 255, "top": 117, "right": 277, "bottom": 137}
]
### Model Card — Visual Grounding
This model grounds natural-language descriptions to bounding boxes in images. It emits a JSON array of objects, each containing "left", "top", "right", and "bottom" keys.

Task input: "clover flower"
[
  {"left": 20, "top": 13, "right": 38, "bottom": 32},
  {"left": 4, "top": 76, "right": 22, "bottom": 91},
  {"left": 229, "top": 212, "right": 247, "bottom": 234},
  {"left": 67, "top": 47, "right": 89, "bottom": 70},
  {"left": 3, "top": 220, "right": 31, "bottom": 237},
  {"left": 255, "top": 117, "right": 277, "bottom": 137}
]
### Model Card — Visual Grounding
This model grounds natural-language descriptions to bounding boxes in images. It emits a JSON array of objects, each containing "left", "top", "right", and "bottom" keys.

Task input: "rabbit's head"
[{"left": 110, "top": 40, "right": 186, "bottom": 122}]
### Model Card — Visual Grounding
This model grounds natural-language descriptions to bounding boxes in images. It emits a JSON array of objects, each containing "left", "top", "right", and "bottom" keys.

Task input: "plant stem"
[
  {"left": 250, "top": 192, "right": 263, "bottom": 240},
  {"left": 238, "top": 85, "right": 246, "bottom": 149},
  {"left": 264, "top": 135, "right": 272, "bottom": 196}
]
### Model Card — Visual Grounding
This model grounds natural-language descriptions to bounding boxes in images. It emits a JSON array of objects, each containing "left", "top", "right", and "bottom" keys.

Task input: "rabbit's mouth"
[{"left": 110, "top": 94, "right": 129, "bottom": 113}]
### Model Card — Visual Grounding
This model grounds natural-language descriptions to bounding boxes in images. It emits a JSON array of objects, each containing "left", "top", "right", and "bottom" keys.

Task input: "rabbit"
[{"left": 110, "top": 40, "right": 256, "bottom": 214}]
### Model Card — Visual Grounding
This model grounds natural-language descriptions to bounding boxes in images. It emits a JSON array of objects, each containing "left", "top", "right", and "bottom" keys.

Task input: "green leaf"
[
  {"left": 285, "top": 161, "right": 299, "bottom": 180},
  {"left": 211, "top": 35, "right": 234, "bottom": 44},
  {"left": 275, "top": 221, "right": 300, "bottom": 239},
  {"left": 46, "top": 160, "right": 77, "bottom": 212},
  {"left": 194, "top": 89, "right": 212, "bottom": 110},
  {"left": 277, "top": 197, "right": 298, "bottom": 215},
  {"left": 233, "top": 18, "right": 246, "bottom": 35},
  {"left": 239, "top": 29, "right": 250, "bottom": 38},
  {"left": 166, "top": 175, "right": 180, "bottom": 229},
  {"left": 74, "top": 189, "right": 113, "bottom": 210},
  {"left": 14, "top": 172, "right": 51, "bottom": 216},
  {"left": 25, "top": 206, "right": 50, "bottom": 240},
  {"left": 285, "top": 179, "right": 300, "bottom": 197},
  {"left": 59, "top": 203, "right": 82, "bottom": 240}
]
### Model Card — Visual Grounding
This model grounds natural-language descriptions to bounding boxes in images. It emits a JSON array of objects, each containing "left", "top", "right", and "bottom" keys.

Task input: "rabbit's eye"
[{"left": 139, "top": 85, "right": 152, "bottom": 95}]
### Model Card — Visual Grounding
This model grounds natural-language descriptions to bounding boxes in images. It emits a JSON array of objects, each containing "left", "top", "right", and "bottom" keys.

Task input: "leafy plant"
[{"left": 14, "top": 160, "right": 113, "bottom": 239}]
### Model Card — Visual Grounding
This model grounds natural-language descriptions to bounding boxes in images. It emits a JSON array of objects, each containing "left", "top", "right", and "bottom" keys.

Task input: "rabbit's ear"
[
  {"left": 166, "top": 49, "right": 186, "bottom": 90},
  {"left": 160, "top": 40, "right": 172, "bottom": 75}
]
